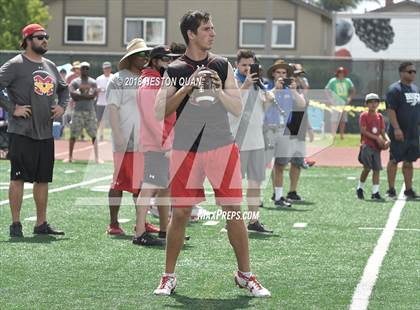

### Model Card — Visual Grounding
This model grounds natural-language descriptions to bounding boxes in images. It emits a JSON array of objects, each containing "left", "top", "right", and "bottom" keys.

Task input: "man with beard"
[
  {"left": 153, "top": 11, "right": 270, "bottom": 297},
  {"left": 385, "top": 62, "right": 419, "bottom": 199},
  {"left": 0, "top": 24, "right": 68, "bottom": 237}
]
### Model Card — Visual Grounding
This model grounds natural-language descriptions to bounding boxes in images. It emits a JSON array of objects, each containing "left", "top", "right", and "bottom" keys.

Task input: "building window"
[
  {"left": 271, "top": 20, "right": 295, "bottom": 48},
  {"left": 124, "top": 18, "right": 165, "bottom": 45},
  {"left": 65, "top": 17, "right": 106, "bottom": 44},
  {"left": 239, "top": 20, "right": 266, "bottom": 48}
]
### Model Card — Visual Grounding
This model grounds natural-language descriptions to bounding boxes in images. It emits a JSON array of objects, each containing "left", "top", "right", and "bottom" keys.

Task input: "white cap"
[
  {"left": 365, "top": 93, "right": 380, "bottom": 102},
  {"left": 80, "top": 61, "right": 90, "bottom": 68},
  {"left": 102, "top": 61, "right": 112, "bottom": 68}
]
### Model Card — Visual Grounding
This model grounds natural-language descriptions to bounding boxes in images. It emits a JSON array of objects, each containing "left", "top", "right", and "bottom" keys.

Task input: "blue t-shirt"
[
  {"left": 264, "top": 89, "right": 294, "bottom": 126},
  {"left": 386, "top": 81, "right": 420, "bottom": 140}
]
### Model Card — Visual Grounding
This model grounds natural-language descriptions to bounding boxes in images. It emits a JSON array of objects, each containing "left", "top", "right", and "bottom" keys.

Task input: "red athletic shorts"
[
  {"left": 111, "top": 152, "right": 144, "bottom": 194},
  {"left": 170, "top": 143, "right": 242, "bottom": 207}
]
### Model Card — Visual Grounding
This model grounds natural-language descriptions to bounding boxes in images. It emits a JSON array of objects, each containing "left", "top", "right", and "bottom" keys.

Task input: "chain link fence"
[{"left": 1, "top": 50, "right": 419, "bottom": 133}]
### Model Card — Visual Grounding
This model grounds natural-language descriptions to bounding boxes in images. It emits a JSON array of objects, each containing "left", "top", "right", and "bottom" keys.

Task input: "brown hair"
[{"left": 180, "top": 10, "right": 211, "bottom": 45}]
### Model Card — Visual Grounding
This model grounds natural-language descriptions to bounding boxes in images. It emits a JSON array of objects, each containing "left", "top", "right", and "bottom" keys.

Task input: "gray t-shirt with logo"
[
  {"left": 70, "top": 77, "right": 97, "bottom": 112},
  {"left": 0, "top": 54, "right": 69, "bottom": 140}
]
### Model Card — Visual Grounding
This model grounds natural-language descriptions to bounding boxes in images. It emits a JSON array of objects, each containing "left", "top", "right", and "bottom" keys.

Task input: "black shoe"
[
  {"left": 158, "top": 231, "right": 166, "bottom": 239},
  {"left": 247, "top": 221, "right": 273, "bottom": 235},
  {"left": 287, "top": 191, "right": 304, "bottom": 202},
  {"left": 371, "top": 192, "right": 384, "bottom": 201},
  {"left": 10, "top": 222, "right": 23, "bottom": 237},
  {"left": 357, "top": 188, "right": 364, "bottom": 200},
  {"left": 33, "top": 222, "right": 65, "bottom": 235},
  {"left": 275, "top": 197, "right": 292, "bottom": 207},
  {"left": 386, "top": 188, "right": 396, "bottom": 198},
  {"left": 133, "top": 232, "right": 164, "bottom": 246},
  {"left": 404, "top": 189, "right": 419, "bottom": 200}
]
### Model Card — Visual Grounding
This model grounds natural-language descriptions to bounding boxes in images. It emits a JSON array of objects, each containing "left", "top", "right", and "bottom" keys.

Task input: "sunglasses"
[
  {"left": 135, "top": 51, "right": 149, "bottom": 58},
  {"left": 158, "top": 56, "right": 171, "bottom": 62},
  {"left": 31, "top": 34, "right": 49, "bottom": 41},
  {"left": 404, "top": 70, "right": 417, "bottom": 74}
]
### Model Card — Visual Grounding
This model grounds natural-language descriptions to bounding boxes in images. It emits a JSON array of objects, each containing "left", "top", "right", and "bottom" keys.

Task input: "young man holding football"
[{"left": 153, "top": 10, "right": 270, "bottom": 297}]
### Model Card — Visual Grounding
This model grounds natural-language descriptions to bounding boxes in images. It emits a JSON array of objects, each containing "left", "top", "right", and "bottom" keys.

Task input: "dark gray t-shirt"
[
  {"left": 70, "top": 77, "right": 97, "bottom": 112},
  {"left": 0, "top": 54, "right": 69, "bottom": 140}
]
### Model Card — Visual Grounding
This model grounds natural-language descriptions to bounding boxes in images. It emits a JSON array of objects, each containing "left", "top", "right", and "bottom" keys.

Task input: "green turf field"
[{"left": 0, "top": 160, "right": 418, "bottom": 309}]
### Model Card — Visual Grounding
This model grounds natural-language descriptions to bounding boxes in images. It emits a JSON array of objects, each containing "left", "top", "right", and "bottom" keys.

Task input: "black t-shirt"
[
  {"left": 386, "top": 81, "right": 420, "bottom": 140},
  {"left": 166, "top": 53, "right": 233, "bottom": 152}
]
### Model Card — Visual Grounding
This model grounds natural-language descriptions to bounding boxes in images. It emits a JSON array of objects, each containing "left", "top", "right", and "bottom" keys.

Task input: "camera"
[
  {"left": 282, "top": 78, "right": 293, "bottom": 88},
  {"left": 249, "top": 63, "right": 265, "bottom": 90}
]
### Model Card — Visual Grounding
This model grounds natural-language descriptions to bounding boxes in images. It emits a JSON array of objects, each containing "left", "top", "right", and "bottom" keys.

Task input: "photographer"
[
  {"left": 291, "top": 63, "right": 315, "bottom": 167},
  {"left": 264, "top": 61, "right": 306, "bottom": 206},
  {"left": 229, "top": 49, "right": 273, "bottom": 234}
]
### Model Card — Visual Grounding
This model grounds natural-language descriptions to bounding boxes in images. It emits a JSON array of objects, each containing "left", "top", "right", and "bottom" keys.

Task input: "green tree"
[
  {"left": 317, "top": 0, "right": 378, "bottom": 12},
  {"left": 0, "top": 0, "right": 50, "bottom": 50}
]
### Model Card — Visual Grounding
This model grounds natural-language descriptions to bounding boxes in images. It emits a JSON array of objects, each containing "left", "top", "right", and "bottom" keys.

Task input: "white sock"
[
  {"left": 372, "top": 184, "right": 379, "bottom": 194},
  {"left": 275, "top": 187, "right": 283, "bottom": 200},
  {"left": 163, "top": 273, "right": 175, "bottom": 278},
  {"left": 239, "top": 270, "right": 252, "bottom": 278},
  {"left": 357, "top": 181, "right": 365, "bottom": 190}
]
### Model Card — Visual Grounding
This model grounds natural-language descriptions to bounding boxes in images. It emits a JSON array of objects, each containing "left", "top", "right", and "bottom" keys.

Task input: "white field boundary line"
[
  {"left": 0, "top": 175, "right": 112, "bottom": 206},
  {"left": 350, "top": 186, "right": 407, "bottom": 310},
  {"left": 55, "top": 141, "right": 107, "bottom": 157},
  {"left": 359, "top": 227, "right": 420, "bottom": 232}
]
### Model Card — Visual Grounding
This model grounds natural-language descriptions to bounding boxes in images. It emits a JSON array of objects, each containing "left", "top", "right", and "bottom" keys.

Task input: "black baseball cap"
[{"left": 149, "top": 45, "right": 179, "bottom": 59}]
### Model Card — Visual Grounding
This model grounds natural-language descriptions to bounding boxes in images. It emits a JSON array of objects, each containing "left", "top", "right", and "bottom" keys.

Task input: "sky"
[{"left": 350, "top": 0, "right": 418, "bottom": 12}]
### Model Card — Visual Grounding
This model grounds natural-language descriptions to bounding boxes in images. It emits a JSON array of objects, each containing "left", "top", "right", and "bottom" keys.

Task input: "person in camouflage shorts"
[
  {"left": 66, "top": 61, "right": 103, "bottom": 163},
  {"left": 70, "top": 110, "right": 97, "bottom": 139}
]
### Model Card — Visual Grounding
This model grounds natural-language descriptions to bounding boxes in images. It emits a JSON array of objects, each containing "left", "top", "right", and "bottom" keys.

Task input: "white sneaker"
[
  {"left": 154, "top": 275, "right": 177, "bottom": 296},
  {"left": 190, "top": 205, "right": 212, "bottom": 222},
  {"left": 234, "top": 271, "right": 271, "bottom": 297}
]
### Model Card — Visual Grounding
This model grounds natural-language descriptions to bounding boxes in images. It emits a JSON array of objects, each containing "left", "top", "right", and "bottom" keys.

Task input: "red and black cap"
[
  {"left": 149, "top": 45, "right": 180, "bottom": 59},
  {"left": 20, "top": 23, "right": 46, "bottom": 48}
]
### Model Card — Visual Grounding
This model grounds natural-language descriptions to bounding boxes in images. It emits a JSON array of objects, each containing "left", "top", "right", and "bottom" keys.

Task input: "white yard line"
[
  {"left": 0, "top": 175, "right": 112, "bottom": 206},
  {"left": 350, "top": 186, "right": 407, "bottom": 310},
  {"left": 359, "top": 227, "right": 420, "bottom": 232}
]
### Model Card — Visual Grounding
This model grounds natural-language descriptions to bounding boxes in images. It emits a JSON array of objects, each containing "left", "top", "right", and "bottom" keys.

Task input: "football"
[
  {"left": 197, "top": 70, "right": 214, "bottom": 91},
  {"left": 377, "top": 136, "right": 390, "bottom": 150}
]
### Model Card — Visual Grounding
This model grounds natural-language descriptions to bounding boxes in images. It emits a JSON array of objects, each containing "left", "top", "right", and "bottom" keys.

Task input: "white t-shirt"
[
  {"left": 96, "top": 73, "right": 113, "bottom": 106},
  {"left": 106, "top": 70, "right": 140, "bottom": 152}
]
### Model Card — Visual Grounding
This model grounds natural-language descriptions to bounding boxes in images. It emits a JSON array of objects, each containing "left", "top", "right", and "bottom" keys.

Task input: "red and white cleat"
[
  {"left": 154, "top": 275, "right": 177, "bottom": 296},
  {"left": 234, "top": 271, "right": 271, "bottom": 297},
  {"left": 145, "top": 222, "right": 160, "bottom": 233},
  {"left": 106, "top": 224, "right": 125, "bottom": 235}
]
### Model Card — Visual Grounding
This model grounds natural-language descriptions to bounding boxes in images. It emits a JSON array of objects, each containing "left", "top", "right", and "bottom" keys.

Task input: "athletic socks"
[
  {"left": 238, "top": 270, "right": 252, "bottom": 278},
  {"left": 357, "top": 181, "right": 365, "bottom": 190},
  {"left": 163, "top": 272, "right": 175, "bottom": 278},
  {"left": 372, "top": 184, "right": 379, "bottom": 194},
  {"left": 275, "top": 187, "right": 283, "bottom": 200}
]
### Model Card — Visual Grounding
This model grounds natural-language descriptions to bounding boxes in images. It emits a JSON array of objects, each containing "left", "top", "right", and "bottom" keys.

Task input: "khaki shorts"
[
  {"left": 240, "top": 149, "right": 266, "bottom": 183},
  {"left": 70, "top": 110, "right": 98, "bottom": 139},
  {"left": 265, "top": 133, "right": 306, "bottom": 166}
]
